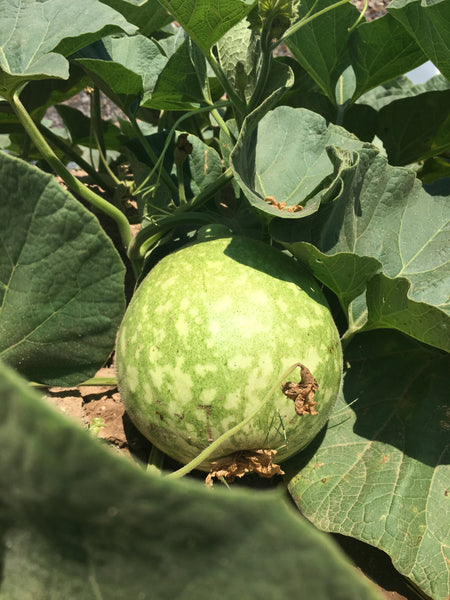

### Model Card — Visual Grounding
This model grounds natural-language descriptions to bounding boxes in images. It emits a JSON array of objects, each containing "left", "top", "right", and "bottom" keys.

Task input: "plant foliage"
[{"left": 0, "top": 0, "right": 449, "bottom": 598}]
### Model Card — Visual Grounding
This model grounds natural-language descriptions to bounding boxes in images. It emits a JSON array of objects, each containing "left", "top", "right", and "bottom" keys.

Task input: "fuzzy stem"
[
  {"left": 166, "top": 363, "right": 303, "bottom": 480},
  {"left": 10, "top": 92, "right": 132, "bottom": 250}
]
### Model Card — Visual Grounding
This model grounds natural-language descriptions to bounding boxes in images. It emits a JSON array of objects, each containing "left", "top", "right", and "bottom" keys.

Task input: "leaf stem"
[
  {"left": 129, "top": 114, "right": 179, "bottom": 196},
  {"left": 10, "top": 92, "right": 132, "bottom": 250},
  {"left": 166, "top": 363, "right": 303, "bottom": 479}
]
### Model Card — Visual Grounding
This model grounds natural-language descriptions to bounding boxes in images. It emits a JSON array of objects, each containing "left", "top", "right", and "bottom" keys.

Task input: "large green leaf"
[
  {"left": 231, "top": 106, "right": 366, "bottom": 221},
  {"left": 75, "top": 34, "right": 168, "bottom": 113},
  {"left": 155, "top": 0, "right": 255, "bottom": 54},
  {"left": 0, "top": 360, "right": 384, "bottom": 600},
  {"left": 0, "top": 0, "right": 136, "bottom": 97},
  {"left": 286, "top": 0, "right": 358, "bottom": 103},
  {"left": 271, "top": 148, "right": 450, "bottom": 352},
  {"left": 285, "top": 330, "right": 450, "bottom": 600},
  {"left": 0, "top": 152, "right": 125, "bottom": 386},
  {"left": 142, "top": 37, "right": 206, "bottom": 110},
  {"left": 377, "top": 89, "right": 450, "bottom": 165},
  {"left": 349, "top": 13, "right": 426, "bottom": 101},
  {"left": 388, "top": 0, "right": 450, "bottom": 81}
]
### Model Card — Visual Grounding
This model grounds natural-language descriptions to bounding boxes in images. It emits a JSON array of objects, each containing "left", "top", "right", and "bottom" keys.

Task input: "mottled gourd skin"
[{"left": 115, "top": 236, "right": 342, "bottom": 470}]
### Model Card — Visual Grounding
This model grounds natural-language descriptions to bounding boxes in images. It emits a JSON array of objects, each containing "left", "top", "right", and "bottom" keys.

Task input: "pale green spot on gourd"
[
  {"left": 194, "top": 363, "right": 218, "bottom": 377},
  {"left": 214, "top": 296, "right": 233, "bottom": 313},
  {"left": 227, "top": 354, "right": 254, "bottom": 370},
  {"left": 199, "top": 388, "right": 218, "bottom": 404},
  {"left": 245, "top": 354, "right": 275, "bottom": 394},
  {"left": 175, "top": 313, "right": 189, "bottom": 337},
  {"left": 168, "top": 357, "right": 194, "bottom": 404},
  {"left": 277, "top": 297, "right": 289, "bottom": 313},
  {"left": 251, "top": 289, "right": 270, "bottom": 306},
  {"left": 126, "top": 365, "right": 139, "bottom": 394}
]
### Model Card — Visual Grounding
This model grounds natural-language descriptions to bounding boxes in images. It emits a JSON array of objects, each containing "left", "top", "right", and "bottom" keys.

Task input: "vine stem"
[
  {"left": 166, "top": 362, "right": 303, "bottom": 480},
  {"left": 10, "top": 92, "right": 132, "bottom": 251}
]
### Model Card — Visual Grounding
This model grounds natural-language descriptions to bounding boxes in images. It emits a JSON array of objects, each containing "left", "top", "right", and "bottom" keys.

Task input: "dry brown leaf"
[
  {"left": 282, "top": 363, "right": 319, "bottom": 415},
  {"left": 264, "top": 196, "right": 303, "bottom": 212},
  {"left": 205, "top": 449, "right": 285, "bottom": 487}
]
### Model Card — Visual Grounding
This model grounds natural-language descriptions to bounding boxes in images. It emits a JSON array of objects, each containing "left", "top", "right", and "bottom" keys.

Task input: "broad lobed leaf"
[
  {"left": 0, "top": 152, "right": 125, "bottom": 386},
  {"left": 0, "top": 0, "right": 136, "bottom": 96},
  {"left": 285, "top": 330, "right": 450, "bottom": 600}
]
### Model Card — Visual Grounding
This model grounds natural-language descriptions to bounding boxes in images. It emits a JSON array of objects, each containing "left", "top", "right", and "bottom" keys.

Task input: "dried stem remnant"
[
  {"left": 264, "top": 196, "right": 303, "bottom": 213},
  {"left": 205, "top": 449, "right": 284, "bottom": 487},
  {"left": 282, "top": 363, "right": 319, "bottom": 415}
]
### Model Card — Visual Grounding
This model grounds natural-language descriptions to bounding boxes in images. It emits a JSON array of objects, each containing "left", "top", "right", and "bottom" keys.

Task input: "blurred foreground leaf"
[{"left": 0, "top": 360, "right": 384, "bottom": 600}]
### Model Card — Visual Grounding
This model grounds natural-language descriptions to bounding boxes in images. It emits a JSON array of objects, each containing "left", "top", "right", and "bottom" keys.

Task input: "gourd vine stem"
[
  {"left": 127, "top": 211, "right": 218, "bottom": 262},
  {"left": 206, "top": 50, "right": 248, "bottom": 117},
  {"left": 128, "top": 114, "right": 179, "bottom": 196},
  {"left": 166, "top": 362, "right": 303, "bottom": 480},
  {"left": 10, "top": 92, "right": 132, "bottom": 251},
  {"left": 133, "top": 101, "right": 230, "bottom": 199}
]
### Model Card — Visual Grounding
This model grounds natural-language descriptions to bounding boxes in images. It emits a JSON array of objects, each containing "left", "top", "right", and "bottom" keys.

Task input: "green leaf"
[
  {"left": 377, "top": 89, "right": 450, "bottom": 165},
  {"left": 285, "top": 330, "right": 450, "bottom": 600},
  {"left": 142, "top": 37, "right": 206, "bottom": 110},
  {"left": 349, "top": 13, "right": 426, "bottom": 101},
  {"left": 286, "top": 0, "right": 359, "bottom": 102},
  {"left": 75, "top": 35, "right": 168, "bottom": 113},
  {"left": 216, "top": 18, "right": 260, "bottom": 104},
  {"left": 0, "top": 0, "right": 137, "bottom": 96},
  {"left": 0, "top": 359, "right": 384, "bottom": 600},
  {"left": 231, "top": 106, "right": 365, "bottom": 220},
  {"left": 187, "top": 134, "right": 223, "bottom": 196},
  {"left": 270, "top": 148, "right": 450, "bottom": 352},
  {"left": 0, "top": 152, "right": 125, "bottom": 386},
  {"left": 99, "top": 0, "right": 173, "bottom": 37},
  {"left": 54, "top": 105, "right": 121, "bottom": 151},
  {"left": 388, "top": 0, "right": 450, "bottom": 81},
  {"left": 155, "top": 0, "right": 255, "bottom": 54}
]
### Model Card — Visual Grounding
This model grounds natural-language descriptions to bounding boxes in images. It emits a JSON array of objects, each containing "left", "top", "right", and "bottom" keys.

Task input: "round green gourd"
[{"left": 115, "top": 235, "right": 342, "bottom": 471}]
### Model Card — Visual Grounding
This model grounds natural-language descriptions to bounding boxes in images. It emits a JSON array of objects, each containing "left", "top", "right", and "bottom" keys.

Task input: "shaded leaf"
[
  {"left": 0, "top": 359, "right": 384, "bottom": 600},
  {"left": 100, "top": 0, "right": 173, "bottom": 36},
  {"left": 285, "top": 330, "right": 450, "bottom": 600},
  {"left": 270, "top": 148, "right": 450, "bottom": 352},
  {"left": 349, "top": 13, "right": 426, "bottom": 101},
  {"left": 388, "top": 0, "right": 450, "bottom": 81},
  {"left": 377, "top": 89, "right": 450, "bottom": 165},
  {"left": 155, "top": 0, "right": 255, "bottom": 54},
  {"left": 286, "top": 0, "right": 359, "bottom": 102},
  {"left": 142, "top": 37, "right": 206, "bottom": 110},
  {"left": 75, "top": 35, "right": 168, "bottom": 113},
  {"left": 0, "top": 0, "right": 136, "bottom": 96},
  {"left": 55, "top": 104, "right": 121, "bottom": 150},
  {"left": 0, "top": 152, "right": 125, "bottom": 386}
]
